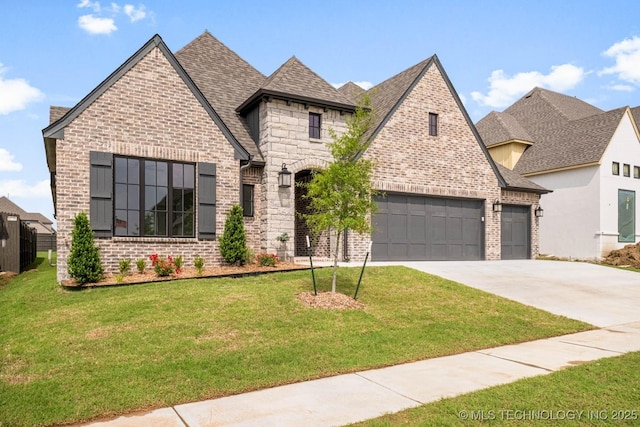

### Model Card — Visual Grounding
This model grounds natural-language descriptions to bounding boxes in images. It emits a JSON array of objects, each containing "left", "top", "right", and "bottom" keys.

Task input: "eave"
[{"left": 236, "top": 88, "right": 357, "bottom": 116}]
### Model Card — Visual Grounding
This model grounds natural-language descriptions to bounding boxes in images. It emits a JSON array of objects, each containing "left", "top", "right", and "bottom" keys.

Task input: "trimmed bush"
[
  {"left": 219, "top": 204, "right": 248, "bottom": 265},
  {"left": 67, "top": 212, "right": 104, "bottom": 284}
]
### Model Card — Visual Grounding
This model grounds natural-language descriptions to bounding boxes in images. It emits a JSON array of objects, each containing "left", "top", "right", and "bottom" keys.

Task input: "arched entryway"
[{"left": 294, "top": 170, "right": 330, "bottom": 257}]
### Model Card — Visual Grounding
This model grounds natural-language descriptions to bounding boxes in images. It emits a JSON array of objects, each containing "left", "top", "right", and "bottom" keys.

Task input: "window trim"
[
  {"left": 309, "top": 112, "right": 321, "bottom": 139},
  {"left": 113, "top": 155, "right": 196, "bottom": 238},
  {"left": 613, "top": 162, "right": 620, "bottom": 175},
  {"left": 428, "top": 112, "right": 438, "bottom": 136},
  {"left": 623, "top": 163, "right": 631, "bottom": 177},
  {"left": 634, "top": 166, "right": 640, "bottom": 179},
  {"left": 242, "top": 184, "right": 254, "bottom": 217}
]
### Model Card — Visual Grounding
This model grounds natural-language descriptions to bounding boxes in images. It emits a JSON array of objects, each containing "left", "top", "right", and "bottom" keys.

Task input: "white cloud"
[
  {"left": 599, "top": 36, "right": 640, "bottom": 85},
  {"left": 607, "top": 83, "right": 635, "bottom": 92},
  {"left": 0, "top": 63, "right": 45, "bottom": 115},
  {"left": 110, "top": 3, "right": 121, "bottom": 13},
  {"left": 471, "top": 64, "right": 585, "bottom": 108},
  {"left": 78, "top": 14, "right": 117, "bottom": 35},
  {"left": 77, "top": 0, "right": 101, "bottom": 12},
  {"left": 0, "top": 179, "right": 50, "bottom": 199},
  {"left": 331, "top": 81, "right": 374, "bottom": 90},
  {"left": 0, "top": 149, "right": 23, "bottom": 172},
  {"left": 124, "top": 4, "right": 146, "bottom": 22}
]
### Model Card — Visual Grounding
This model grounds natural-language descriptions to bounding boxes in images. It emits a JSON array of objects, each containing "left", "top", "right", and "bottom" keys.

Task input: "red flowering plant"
[
  {"left": 256, "top": 253, "right": 279, "bottom": 267},
  {"left": 149, "top": 254, "right": 178, "bottom": 277}
]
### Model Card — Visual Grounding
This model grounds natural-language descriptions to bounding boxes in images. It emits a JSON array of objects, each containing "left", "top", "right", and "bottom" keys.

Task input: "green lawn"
[
  {"left": 353, "top": 351, "right": 640, "bottom": 426},
  {"left": 0, "top": 254, "right": 591, "bottom": 427}
]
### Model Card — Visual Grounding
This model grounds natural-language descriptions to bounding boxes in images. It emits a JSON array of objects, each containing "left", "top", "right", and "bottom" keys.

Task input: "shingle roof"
[
  {"left": 0, "top": 197, "right": 55, "bottom": 231},
  {"left": 175, "top": 31, "right": 266, "bottom": 160},
  {"left": 0, "top": 196, "right": 27, "bottom": 216},
  {"left": 514, "top": 107, "right": 626, "bottom": 175},
  {"left": 475, "top": 111, "right": 533, "bottom": 147},
  {"left": 365, "top": 58, "right": 432, "bottom": 141},
  {"left": 237, "top": 56, "right": 356, "bottom": 115},
  {"left": 496, "top": 164, "right": 549, "bottom": 193},
  {"left": 476, "top": 87, "right": 623, "bottom": 175},
  {"left": 631, "top": 106, "right": 640, "bottom": 128},
  {"left": 337, "top": 81, "right": 366, "bottom": 104}
]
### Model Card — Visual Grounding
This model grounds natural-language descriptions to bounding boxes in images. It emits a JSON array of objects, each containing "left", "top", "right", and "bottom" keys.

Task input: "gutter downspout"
[{"left": 239, "top": 155, "right": 254, "bottom": 208}]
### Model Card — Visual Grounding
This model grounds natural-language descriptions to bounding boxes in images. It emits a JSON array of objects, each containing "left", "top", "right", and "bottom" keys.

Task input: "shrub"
[
  {"left": 118, "top": 259, "right": 131, "bottom": 275},
  {"left": 256, "top": 253, "right": 279, "bottom": 267},
  {"left": 219, "top": 204, "right": 247, "bottom": 265},
  {"left": 149, "top": 254, "right": 175, "bottom": 277},
  {"left": 193, "top": 254, "right": 205, "bottom": 275},
  {"left": 67, "top": 212, "right": 104, "bottom": 284},
  {"left": 244, "top": 247, "right": 256, "bottom": 265},
  {"left": 174, "top": 255, "right": 184, "bottom": 274},
  {"left": 135, "top": 258, "right": 146, "bottom": 274}
]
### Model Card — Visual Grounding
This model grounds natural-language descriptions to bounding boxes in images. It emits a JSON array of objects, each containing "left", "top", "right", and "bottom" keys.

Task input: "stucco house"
[
  {"left": 42, "top": 32, "right": 546, "bottom": 282},
  {"left": 476, "top": 87, "right": 640, "bottom": 259}
]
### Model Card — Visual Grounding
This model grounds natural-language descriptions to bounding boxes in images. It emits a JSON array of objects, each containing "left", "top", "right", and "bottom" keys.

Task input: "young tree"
[
  {"left": 303, "top": 97, "right": 378, "bottom": 293},
  {"left": 219, "top": 204, "right": 248, "bottom": 265},
  {"left": 67, "top": 212, "right": 104, "bottom": 284}
]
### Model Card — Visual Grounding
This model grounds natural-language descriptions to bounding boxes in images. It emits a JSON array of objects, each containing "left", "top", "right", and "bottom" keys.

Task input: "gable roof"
[
  {"left": 362, "top": 55, "right": 508, "bottom": 189},
  {"left": 237, "top": 56, "right": 356, "bottom": 115},
  {"left": 337, "top": 81, "right": 366, "bottom": 104},
  {"left": 42, "top": 34, "right": 251, "bottom": 163},
  {"left": 475, "top": 111, "right": 533, "bottom": 147},
  {"left": 495, "top": 164, "right": 549, "bottom": 194},
  {"left": 175, "top": 31, "right": 265, "bottom": 161},
  {"left": 477, "top": 87, "right": 628, "bottom": 176},
  {"left": 0, "top": 197, "right": 55, "bottom": 231},
  {"left": 631, "top": 106, "right": 640, "bottom": 128}
]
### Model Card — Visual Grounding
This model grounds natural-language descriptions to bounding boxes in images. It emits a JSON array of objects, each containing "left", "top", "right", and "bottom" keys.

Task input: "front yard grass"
[
  {"left": 353, "top": 350, "right": 640, "bottom": 426},
  {"left": 1, "top": 255, "right": 591, "bottom": 426}
]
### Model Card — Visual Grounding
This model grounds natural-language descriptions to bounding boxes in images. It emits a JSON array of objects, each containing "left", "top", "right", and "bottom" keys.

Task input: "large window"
[
  {"left": 115, "top": 156, "right": 194, "bottom": 237},
  {"left": 309, "top": 113, "right": 321, "bottom": 139}
]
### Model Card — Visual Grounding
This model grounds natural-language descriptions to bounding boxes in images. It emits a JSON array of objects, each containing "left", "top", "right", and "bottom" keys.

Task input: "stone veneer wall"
[
  {"left": 54, "top": 46, "right": 240, "bottom": 282},
  {"left": 501, "top": 189, "right": 542, "bottom": 258},
  {"left": 258, "top": 99, "right": 350, "bottom": 259},
  {"left": 363, "top": 64, "right": 502, "bottom": 260}
]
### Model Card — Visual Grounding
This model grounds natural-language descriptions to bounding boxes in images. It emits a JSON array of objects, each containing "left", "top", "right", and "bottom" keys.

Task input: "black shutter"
[
  {"left": 89, "top": 151, "right": 113, "bottom": 237},
  {"left": 198, "top": 162, "right": 216, "bottom": 240}
]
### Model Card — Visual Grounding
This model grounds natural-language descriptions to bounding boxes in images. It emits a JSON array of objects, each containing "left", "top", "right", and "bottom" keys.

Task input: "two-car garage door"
[{"left": 372, "top": 193, "right": 484, "bottom": 261}]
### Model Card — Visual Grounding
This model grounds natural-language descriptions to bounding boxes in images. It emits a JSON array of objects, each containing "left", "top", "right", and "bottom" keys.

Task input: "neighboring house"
[
  {"left": 42, "top": 32, "right": 546, "bottom": 282},
  {"left": 476, "top": 87, "right": 640, "bottom": 259},
  {"left": 0, "top": 196, "right": 57, "bottom": 251}
]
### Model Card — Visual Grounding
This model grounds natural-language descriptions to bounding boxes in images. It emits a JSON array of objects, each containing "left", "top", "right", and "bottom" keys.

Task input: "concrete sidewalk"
[{"left": 79, "top": 321, "right": 640, "bottom": 427}]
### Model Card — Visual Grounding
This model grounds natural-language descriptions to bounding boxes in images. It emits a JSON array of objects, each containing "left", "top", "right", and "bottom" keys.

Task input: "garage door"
[
  {"left": 372, "top": 193, "right": 484, "bottom": 261},
  {"left": 501, "top": 205, "right": 530, "bottom": 260}
]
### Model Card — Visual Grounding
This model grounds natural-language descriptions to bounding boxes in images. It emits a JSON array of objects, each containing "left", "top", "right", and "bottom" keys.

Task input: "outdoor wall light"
[
  {"left": 492, "top": 200, "right": 502, "bottom": 213},
  {"left": 535, "top": 205, "right": 544, "bottom": 218},
  {"left": 278, "top": 163, "right": 292, "bottom": 188}
]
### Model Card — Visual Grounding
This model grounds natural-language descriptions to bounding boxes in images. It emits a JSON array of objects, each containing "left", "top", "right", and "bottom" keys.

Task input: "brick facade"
[
  {"left": 363, "top": 65, "right": 502, "bottom": 260},
  {"left": 54, "top": 46, "right": 241, "bottom": 281},
  {"left": 501, "top": 189, "right": 542, "bottom": 258}
]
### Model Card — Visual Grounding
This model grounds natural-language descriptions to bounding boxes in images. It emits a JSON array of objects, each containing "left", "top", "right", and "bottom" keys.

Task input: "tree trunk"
[{"left": 331, "top": 230, "right": 342, "bottom": 293}]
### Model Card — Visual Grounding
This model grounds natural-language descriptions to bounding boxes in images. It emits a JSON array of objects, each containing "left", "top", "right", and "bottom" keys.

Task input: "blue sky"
[{"left": 2, "top": 1, "right": 640, "bottom": 225}]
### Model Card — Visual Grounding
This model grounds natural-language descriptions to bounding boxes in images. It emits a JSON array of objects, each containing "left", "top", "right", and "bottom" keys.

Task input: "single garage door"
[
  {"left": 372, "top": 193, "right": 484, "bottom": 261},
  {"left": 501, "top": 205, "right": 530, "bottom": 260}
]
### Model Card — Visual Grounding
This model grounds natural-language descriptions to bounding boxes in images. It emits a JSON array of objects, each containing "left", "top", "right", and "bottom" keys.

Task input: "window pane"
[
  {"left": 184, "top": 164, "right": 194, "bottom": 188},
  {"left": 157, "top": 212, "right": 167, "bottom": 236},
  {"left": 128, "top": 184, "right": 139, "bottom": 209},
  {"left": 145, "top": 186, "right": 156, "bottom": 210},
  {"left": 115, "top": 158, "right": 127, "bottom": 183},
  {"left": 173, "top": 188, "right": 183, "bottom": 211},
  {"left": 145, "top": 161, "right": 156, "bottom": 185},
  {"left": 173, "top": 163, "right": 184, "bottom": 187},
  {"left": 115, "top": 210, "right": 128, "bottom": 235},
  {"left": 128, "top": 210, "right": 140, "bottom": 235},
  {"left": 172, "top": 213, "right": 183, "bottom": 236},
  {"left": 618, "top": 190, "right": 635, "bottom": 243},
  {"left": 157, "top": 162, "right": 168, "bottom": 186},
  {"left": 184, "top": 188, "right": 194, "bottom": 212},
  {"left": 157, "top": 187, "right": 168, "bottom": 210},
  {"left": 144, "top": 211, "right": 156, "bottom": 235},
  {"left": 184, "top": 213, "right": 194, "bottom": 237},
  {"left": 115, "top": 183, "right": 127, "bottom": 209},
  {"left": 128, "top": 159, "right": 139, "bottom": 184}
]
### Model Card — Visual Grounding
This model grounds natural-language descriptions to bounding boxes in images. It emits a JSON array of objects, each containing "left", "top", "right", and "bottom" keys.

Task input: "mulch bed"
[{"left": 60, "top": 262, "right": 310, "bottom": 288}]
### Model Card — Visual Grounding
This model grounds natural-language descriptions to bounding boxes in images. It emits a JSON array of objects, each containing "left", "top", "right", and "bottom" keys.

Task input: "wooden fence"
[{"left": 0, "top": 212, "right": 38, "bottom": 273}]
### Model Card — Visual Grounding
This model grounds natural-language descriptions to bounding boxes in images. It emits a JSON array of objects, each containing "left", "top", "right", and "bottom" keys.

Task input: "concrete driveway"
[{"left": 379, "top": 260, "right": 640, "bottom": 328}]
